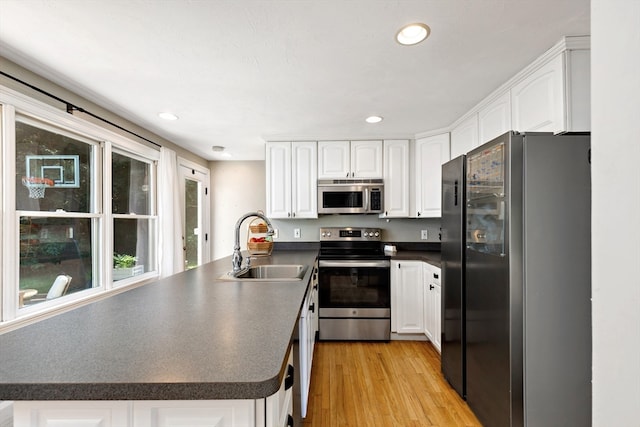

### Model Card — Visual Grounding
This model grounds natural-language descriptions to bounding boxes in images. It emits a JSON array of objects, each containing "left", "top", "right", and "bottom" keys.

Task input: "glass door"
[
  {"left": 179, "top": 162, "right": 210, "bottom": 269},
  {"left": 466, "top": 142, "right": 506, "bottom": 256}
]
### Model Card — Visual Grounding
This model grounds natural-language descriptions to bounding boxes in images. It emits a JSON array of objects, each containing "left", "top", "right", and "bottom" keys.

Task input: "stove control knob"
[
  {"left": 326, "top": 232, "right": 331, "bottom": 237},
  {"left": 363, "top": 231, "right": 369, "bottom": 237},
  {"left": 374, "top": 231, "right": 380, "bottom": 237}
]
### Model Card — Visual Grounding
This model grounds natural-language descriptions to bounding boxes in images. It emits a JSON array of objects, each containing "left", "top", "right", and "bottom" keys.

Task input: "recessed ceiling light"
[
  {"left": 158, "top": 112, "right": 179, "bottom": 121},
  {"left": 211, "top": 145, "right": 226, "bottom": 152},
  {"left": 396, "top": 23, "right": 430, "bottom": 46},
  {"left": 366, "top": 115, "right": 383, "bottom": 124}
]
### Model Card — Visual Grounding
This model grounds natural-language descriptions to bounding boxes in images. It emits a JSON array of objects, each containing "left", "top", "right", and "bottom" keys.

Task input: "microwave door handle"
[{"left": 364, "top": 188, "right": 369, "bottom": 211}]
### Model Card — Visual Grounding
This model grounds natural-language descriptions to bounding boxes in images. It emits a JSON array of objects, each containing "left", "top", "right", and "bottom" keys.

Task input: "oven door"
[
  {"left": 318, "top": 259, "right": 390, "bottom": 340},
  {"left": 318, "top": 259, "right": 390, "bottom": 311}
]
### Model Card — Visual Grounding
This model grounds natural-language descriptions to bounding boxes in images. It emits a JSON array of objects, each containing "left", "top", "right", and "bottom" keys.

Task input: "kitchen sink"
[{"left": 218, "top": 264, "right": 308, "bottom": 281}]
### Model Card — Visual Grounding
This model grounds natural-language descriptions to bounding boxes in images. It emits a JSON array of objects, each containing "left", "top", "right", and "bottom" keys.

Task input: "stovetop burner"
[{"left": 318, "top": 227, "right": 387, "bottom": 260}]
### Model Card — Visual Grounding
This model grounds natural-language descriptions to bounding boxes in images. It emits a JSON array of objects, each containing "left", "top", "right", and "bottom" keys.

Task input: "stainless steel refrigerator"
[
  {"left": 463, "top": 131, "right": 592, "bottom": 427},
  {"left": 441, "top": 155, "right": 466, "bottom": 398}
]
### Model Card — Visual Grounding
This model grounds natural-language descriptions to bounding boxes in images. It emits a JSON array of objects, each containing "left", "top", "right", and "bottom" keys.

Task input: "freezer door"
[{"left": 440, "top": 156, "right": 466, "bottom": 398}]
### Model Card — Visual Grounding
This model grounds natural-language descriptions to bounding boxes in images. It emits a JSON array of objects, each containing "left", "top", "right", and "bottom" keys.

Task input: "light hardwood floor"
[{"left": 302, "top": 340, "right": 481, "bottom": 427}]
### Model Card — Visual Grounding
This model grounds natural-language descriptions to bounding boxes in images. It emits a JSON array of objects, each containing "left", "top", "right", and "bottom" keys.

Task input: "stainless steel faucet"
[{"left": 232, "top": 211, "right": 275, "bottom": 275}]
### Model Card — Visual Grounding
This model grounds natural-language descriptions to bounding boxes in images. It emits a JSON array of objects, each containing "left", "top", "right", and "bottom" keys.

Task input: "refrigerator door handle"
[{"left": 454, "top": 180, "right": 459, "bottom": 206}]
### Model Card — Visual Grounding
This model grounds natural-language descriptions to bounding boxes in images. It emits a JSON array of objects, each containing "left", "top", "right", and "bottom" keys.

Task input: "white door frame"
[{"left": 178, "top": 158, "right": 210, "bottom": 268}]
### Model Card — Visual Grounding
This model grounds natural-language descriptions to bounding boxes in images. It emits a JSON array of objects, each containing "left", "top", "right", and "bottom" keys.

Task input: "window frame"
[
  {"left": 1, "top": 86, "right": 160, "bottom": 328},
  {"left": 110, "top": 146, "right": 159, "bottom": 287}
]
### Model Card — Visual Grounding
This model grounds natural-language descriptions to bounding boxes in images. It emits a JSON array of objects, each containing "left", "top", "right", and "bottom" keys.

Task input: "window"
[
  {"left": 112, "top": 151, "right": 156, "bottom": 281},
  {"left": 1, "top": 89, "right": 160, "bottom": 325},
  {"left": 16, "top": 117, "right": 99, "bottom": 308}
]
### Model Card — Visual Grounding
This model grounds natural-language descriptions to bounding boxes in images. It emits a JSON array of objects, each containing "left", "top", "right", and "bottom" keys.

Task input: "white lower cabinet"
[
  {"left": 134, "top": 400, "right": 255, "bottom": 427},
  {"left": 261, "top": 349, "right": 294, "bottom": 427},
  {"left": 391, "top": 260, "right": 424, "bottom": 334},
  {"left": 13, "top": 401, "right": 131, "bottom": 427},
  {"left": 299, "top": 280, "right": 317, "bottom": 418},
  {"left": 423, "top": 263, "right": 442, "bottom": 353},
  {"left": 13, "top": 351, "right": 295, "bottom": 427}
]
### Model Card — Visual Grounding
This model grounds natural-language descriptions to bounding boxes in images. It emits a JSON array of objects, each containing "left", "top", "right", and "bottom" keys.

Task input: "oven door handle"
[{"left": 318, "top": 260, "right": 390, "bottom": 268}]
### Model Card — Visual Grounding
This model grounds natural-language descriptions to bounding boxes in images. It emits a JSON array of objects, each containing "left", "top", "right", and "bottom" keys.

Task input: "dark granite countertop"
[
  {"left": 0, "top": 249, "right": 318, "bottom": 401},
  {"left": 389, "top": 250, "right": 441, "bottom": 268}
]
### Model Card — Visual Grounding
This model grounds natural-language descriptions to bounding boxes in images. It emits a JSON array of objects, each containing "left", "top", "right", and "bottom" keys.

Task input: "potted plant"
[{"left": 113, "top": 253, "right": 144, "bottom": 280}]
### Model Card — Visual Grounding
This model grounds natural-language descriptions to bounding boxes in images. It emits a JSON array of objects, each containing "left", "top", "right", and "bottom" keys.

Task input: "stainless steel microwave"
[{"left": 317, "top": 179, "right": 384, "bottom": 214}]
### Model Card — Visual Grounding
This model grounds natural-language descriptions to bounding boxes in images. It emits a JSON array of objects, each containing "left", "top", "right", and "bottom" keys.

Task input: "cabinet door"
[
  {"left": 450, "top": 114, "right": 479, "bottom": 159},
  {"left": 134, "top": 400, "right": 255, "bottom": 427},
  {"left": 264, "top": 350, "right": 294, "bottom": 427},
  {"left": 318, "top": 141, "right": 350, "bottom": 179},
  {"left": 351, "top": 140, "right": 383, "bottom": 178},
  {"left": 423, "top": 264, "right": 442, "bottom": 353},
  {"left": 381, "top": 139, "right": 410, "bottom": 218},
  {"left": 423, "top": 263, "right": 434, "bottom": 342},
  {"left": 13, "top": 401, "right": 131, "bottom": 427},
  {"left": 511, "top": 53, "right": 564, "bottom": 133},
  {"left": 392, "top": 261, "right": 424, "bottom": 334},
  {"left": 478, "top": 92, "right": 511, "bottom": 145},
  {"left": 414, "top": 134, "right": 450, "bottom": 218},
  {"left": 266, "top": 142, "right": 292, "bottom": 218},
  {"left": 291, "top": 141, "right": 317, "bottom": 218},
  {"left": 434, "top": 283, "right": 442, "bottom": 353}
]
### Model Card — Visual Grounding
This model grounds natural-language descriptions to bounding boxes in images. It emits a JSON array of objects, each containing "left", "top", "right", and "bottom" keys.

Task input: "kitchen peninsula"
[{"left": 0, "top": 249, "right": 319, "bottom": 427}]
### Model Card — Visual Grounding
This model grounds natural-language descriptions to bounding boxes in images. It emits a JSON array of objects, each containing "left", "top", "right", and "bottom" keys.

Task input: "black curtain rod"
[{"left": 0, "top": 70, "right": 162, "bottom": 148}]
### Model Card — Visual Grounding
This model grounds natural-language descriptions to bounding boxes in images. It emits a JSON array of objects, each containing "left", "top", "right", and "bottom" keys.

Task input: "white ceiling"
[{"left": 0, "top": 0, "right": 590, "bottom": 161}]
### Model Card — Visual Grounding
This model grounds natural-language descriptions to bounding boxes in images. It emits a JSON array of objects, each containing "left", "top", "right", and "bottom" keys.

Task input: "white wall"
[
  {"left": 591, "top": 1, "right": 640, "bottom": 424},
  {"left": 211, "top": 159, "right": 442, "bottom": 257},
  {"left": 210, "top": 160, "right": 266, "bottom": 260}
]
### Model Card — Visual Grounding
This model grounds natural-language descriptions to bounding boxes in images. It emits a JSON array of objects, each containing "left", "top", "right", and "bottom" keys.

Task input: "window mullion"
[
  {"left": 103, "top": 141, "right": 113, "bottom": 289},
  {"left": 2, "top": 104, "right": 18, "bottom": 321}
]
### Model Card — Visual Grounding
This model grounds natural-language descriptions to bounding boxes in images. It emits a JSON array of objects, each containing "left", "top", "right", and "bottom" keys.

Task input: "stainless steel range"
[{"left": 317, "top": 227, "right": 391, "bottom": 341}]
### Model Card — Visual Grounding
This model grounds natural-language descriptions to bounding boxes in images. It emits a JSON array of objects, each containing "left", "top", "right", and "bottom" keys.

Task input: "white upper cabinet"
[
  {"left": 381, "top": 139, "right": 410, "bottom": 218},
  {"left": 478, "top": 91, "right": 512, "bottom": 145},
  {"left": 317, "top": 140, "right": 350, "bottom": 179},
  {"left": 450, "top": 114, "right": 479, "bottom": 159},
  {"left": 511, "top": 53, "right": 564, "bottom": 132},
  {"left": 291, "top": 142, "right": 318, "bottom": 218},
  {"left": 413, "top": 133, "right": 450, "bottom": 218},
  {"left": 318, "top": 140, "right": 382, "bottom": 179},
  {"left": 266, "top": 141, "right": 317, "bottom": 219},
  {"left": 511, "top": 47, "right": 590, "bottom": 133},
  {"left": 266, "top": 142, "right": 292, "bottom": 219},
  {"left": 350, "top": 140, "right": 383, "bottom": 178}
]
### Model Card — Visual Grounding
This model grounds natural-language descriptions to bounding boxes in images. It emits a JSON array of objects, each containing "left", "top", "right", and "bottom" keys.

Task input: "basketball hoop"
[{"left": 22, "top": 176, "right": 55, "bottom": 199}]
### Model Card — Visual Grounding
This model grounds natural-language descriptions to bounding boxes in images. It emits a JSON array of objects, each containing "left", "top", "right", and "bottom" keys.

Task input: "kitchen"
[{"left": 0, "top": 1, "right": 639, "bottom": 427}]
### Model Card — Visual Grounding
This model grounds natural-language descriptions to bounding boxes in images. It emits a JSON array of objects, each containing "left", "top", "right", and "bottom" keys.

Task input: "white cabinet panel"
[
  {"left": 317, "top": 141, "right": 350, "bottom": 179},
  {"left": 266, "top": 142, "right": 292, "bottom": 219},
  {"left": 511, "top": 53, "right": 564, "bottom": 133},
  {"left": 450, "top": 114, "right": 479, "bottom": 159},
  {"left": 266, "top": 141, "right": 317, "bottom": 219},
  {"left": 350, "top": 140, "right": 383, "bottom": 178},
  {"left": 264, "top": 351, "right": 294, "bottom": 427},
  {"left": 391, "top": 260, "right": 424, "bottom": 334},
  {"left": 381, "top": 139, "right": 410, "bottom": 218},
  {"left": 478, "top": 92, "right": 511, "bottom": 145},
  {"left": 291, "top": 142, "right": 318, "bottom": 218},
  {"left": 134, "top": 400, "right": 255, "bottom": 427},
  {"left": 13, "top": 401, "right": 131, "bottom": 427},
  {"left": 318, "top": 140, "right": 382, "bottom": 179},
  {"left": 423, "top": 263, "right": 442, "bottom": 353},
  {"left": 414, "top": 134, "right": 450, "bottom": 218}
]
